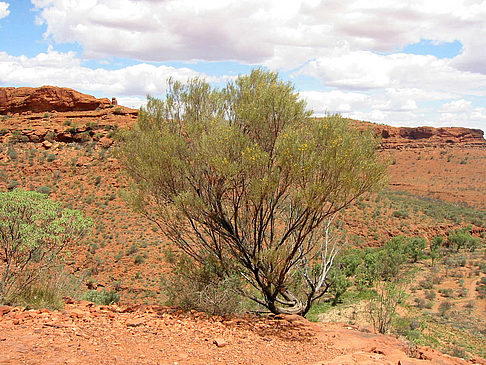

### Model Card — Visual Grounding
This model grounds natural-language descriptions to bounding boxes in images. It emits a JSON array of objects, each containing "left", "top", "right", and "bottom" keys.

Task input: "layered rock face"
[
  {"left": 353, "top": 121, "right": 486, "bottom": 148},
  {"left": 0, "top": 86, "right": 112, "bottom": 114},
  {"left": 379, "top": 125, "right": 485, "bottom": 147}
]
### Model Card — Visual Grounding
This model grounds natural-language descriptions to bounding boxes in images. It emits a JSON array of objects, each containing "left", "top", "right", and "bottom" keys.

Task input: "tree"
[
  {"left": 406, "top": 236, "right": 427, "bottom": 263},
  {"left": 0, "top": 189, "right": 91, "bottom": 303},
  {"left": 120, "top": 69, "right": 386, "bottom": 316},
  {"left": 448, "top": 226, "right": 480, "bottom": 252},
  {"left": 430, "top": 236, "right": 444, "bottom": 266}
]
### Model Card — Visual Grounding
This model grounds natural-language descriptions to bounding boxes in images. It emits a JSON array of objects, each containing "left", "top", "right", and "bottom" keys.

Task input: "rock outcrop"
[
  {"left": 0, "top": 86, "right": 112, "bottom": 114},
  {"left": 353, "top": 121, "right": 486, "bottom": 149}
]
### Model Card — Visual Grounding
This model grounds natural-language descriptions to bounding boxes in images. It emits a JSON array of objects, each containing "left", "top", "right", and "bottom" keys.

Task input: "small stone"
[
  {"left": 126, "top": 318, "right": 145, "bottom": 327},
  {"left": 99, "top": 136, "right": 113, "bottom": 148},
  {"left": 69, "top": 309, "right": 85, "bottom": 318},
  {"left": 213, "top": 338, "right": 228, "bottom": 348},
  {"left": 42, "top": 140, "right": 53, "bottom": 149},
  {"left": 0, "top": 305, "right": 11, "bottom": 315}
]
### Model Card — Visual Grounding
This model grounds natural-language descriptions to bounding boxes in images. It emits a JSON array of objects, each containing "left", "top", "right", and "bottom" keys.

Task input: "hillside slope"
[{"left": 0, "top": 86, "right": 485, "bottom": 364}]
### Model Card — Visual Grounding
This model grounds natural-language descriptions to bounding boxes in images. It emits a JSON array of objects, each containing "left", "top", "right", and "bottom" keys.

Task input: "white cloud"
[
  {"left": 439, "top": 99, "right": 472, "bottom": 113},
  {"left": 0, "top": 2, "right": 9, "bottom": 19},
  {"left": 0, "top": 50, "right": 213, "bottom": 97},
  {"left": 31, "top": 0, "right": 486, "bottom": 75},
  {"left": 116, "top": 96, "right": 146, "bottom": 109},
  {"left": 298, "top": 49, "right": 486, "bottom": 94}
]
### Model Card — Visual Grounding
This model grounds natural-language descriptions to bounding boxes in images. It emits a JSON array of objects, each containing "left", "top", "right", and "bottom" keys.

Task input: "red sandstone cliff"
[{"left": 0, "top": 86, "right": 112, "bottom": 114}]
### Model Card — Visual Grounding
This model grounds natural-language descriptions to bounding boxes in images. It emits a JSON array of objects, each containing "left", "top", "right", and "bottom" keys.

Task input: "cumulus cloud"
[
  {"left": 298, "top": 49, "right": 486, "bottom": 94},
  {"left": 0, "top": 50, "right": 214, "bottom": 97},
  {"left": 31, "top": 0, "right": 486, "bottom": 75},
  {"left": 0, "top": 2, "right": 9, "bottom": 19}
]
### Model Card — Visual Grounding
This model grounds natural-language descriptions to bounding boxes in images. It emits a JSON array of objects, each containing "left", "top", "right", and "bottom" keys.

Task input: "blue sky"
[{"left": 0, "top": 0, "right": 485, "bottom": 132}]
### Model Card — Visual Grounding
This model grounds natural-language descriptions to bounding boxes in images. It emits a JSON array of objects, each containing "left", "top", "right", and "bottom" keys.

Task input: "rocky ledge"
[
  {"left": 354, "top": 121, "right": 486, "bottom": 149},
  {"left": 0, "top": 86, "right": 113, "bottom": 114}
]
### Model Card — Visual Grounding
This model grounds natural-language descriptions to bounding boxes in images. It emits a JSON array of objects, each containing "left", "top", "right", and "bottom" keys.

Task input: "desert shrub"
[
  {"left": 393, "top": 316, "right": 423, "bottom": 341},
  {"left": 7, "top": 180, "right": 19, "bottom": 190},
  {"left": 457, "top": 255, "right": 467, "bottom": 267},
  {"left": 406, "top": 237, "right": 427, "bottom": 262},
  {"left": 415, "top": 297, "right": 426, "bottom": 308},
  {"left": 88, "top": 243, "right": 98, "bottom": 254},
  {"left": 448, "top": 227, "right": 480, "bottom": 252},
  {"left": 126, "top": 244, "right": 139, "bottom": 256},
  {"left": 134, "top": 254, "right": 145, "bottom": 265},
  {"left": 367, "top": 281, "right": 407, "bottom": 334},
  {"left": 438, "top": 301, "right": 453, "bottom": 316},
  {"left": 82, "top": 289, "right": 120, "bottom": 305},
  {"left": 120, "top": 69, "right": 386, "bottom": 316},
  {"left": 457, "top": 287, "right": 468, "bottom": 297},
  {"left": 114, "top": 251, "right": 123, "bottom": 262},
  {"left": 425, "top": 289, "right": 436, "bottom": 301},
  {"left": 162, "top": 252, "right": 246, "bottom": 315},
  {"left": 393, "top": 210, "right": 409, "bottom": 219},
  {"left": 419, "top": 279, "right": 434, "bottom": 290},
  {"left": 424, "top": 301, "right": 434, "bottom": 309},
  {"left": 0, "top": 189, "right": 91, "bottom": 304},
  {"left": 7, "top": 145, "right": 18, "bottom": 160},
  {"left": 439, "top": 288, "right": 454, "bottom": 298},
  {"left": 46, "top": 153, "right": 56, "bottom": 162},
  {"left": 36, "top": 185, "right": 52, "bottom": 195},
  {"left": 8, "top": 267, "right": 83, "bottom": 310},
  {"left": 381, "top": 237, "right": 408, "bottom": 279}
]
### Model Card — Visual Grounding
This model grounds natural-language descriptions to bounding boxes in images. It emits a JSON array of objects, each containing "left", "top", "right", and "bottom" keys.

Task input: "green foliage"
[
  {"left": 406, "top": 236, "right": 427, "bottom": 262},
  {"left": 430, "top": 236, "right": 444, "bottom": 265},
  {"left": 367, "top": 281, "right": 408, "bottom": 334},
  {"left": 385, "top": 191, "right": 485, "bottom": 228},
  {"left": 7, "top": 180, "right": 19, "bottom": 190},
  {"left": 0, "top": 189, "right": 92, "bottom": 304},
  {"left": 392, "top": 210, "right": 409, "bottom": 219},
  {"left": 134, "top": 254, "right": 145, "bottom": 265},
  {"left": 36, "top": 185, "right": 52, "bottom": 195},
  {"left": 120, "top": 69, "right": 387, "bottom": 316},
  {"left": 162, "top": 251, "right": 246, "bottom": 315},
  {"left": 447, "top": 227, "right": 480, "bottom": 252},
  {"left": 7, "top": 145, "right": 18, "bottom": 160},
  {"left": 8, "top": 267, "right": 83, "bottom": 310},
  {"left": 82, "top": 289, "right": 120, "bottom": 305}
]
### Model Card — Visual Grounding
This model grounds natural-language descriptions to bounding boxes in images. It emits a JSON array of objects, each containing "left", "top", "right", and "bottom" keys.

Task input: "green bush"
[
  {"left": 393, "top": 210, "right": 409, "bottom": 219},
  {"left": 406, "top": 237, "right": 427, "bottom": 262},
  {"left": 134, "top": 254, "right": 145, "bottom": 265},
  {"left": 162, "top": 252, "right": 247, "bottom": 315},
  {"left": 438, "top": 301, "right": 453, "bottom": 316},
  {"left": 439, "top": 288, "right": 454, "bottom": 298},
  {"left": 448, "top": 227, "right": 481, "bottom": 252},
  {"left": 0, "top": 189, "right": 91, "bottom": 304},
  {"left": 46, "top": 153, "right": 56, "bottom": 162},
  {"left": 82, "top": 289, "right": 120, "bottom": 305},
  {"left": 36, "top": 185, "right": 52, "bottom": 195},
  {"left": 425, "top": 289, "right": 436, "bottom": 301},
  {"left": 7, "top": 180, "right": 19, "bottom": 190},
  {"left": 7, "top": 145, "right": 18, "bottom": 160}
]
